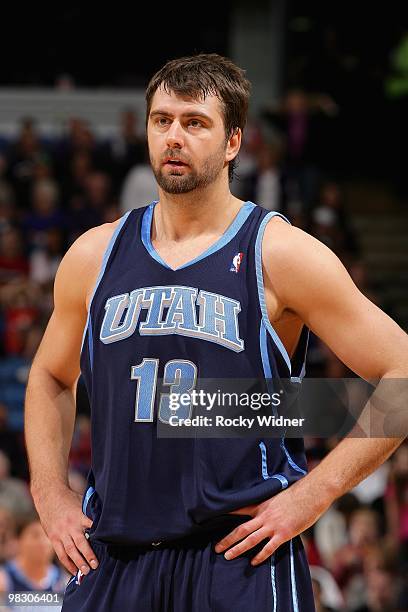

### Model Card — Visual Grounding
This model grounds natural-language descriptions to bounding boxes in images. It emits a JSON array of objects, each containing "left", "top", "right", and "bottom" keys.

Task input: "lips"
[{"left": 163, "top": 158, "right": 188, "bottom": 166}]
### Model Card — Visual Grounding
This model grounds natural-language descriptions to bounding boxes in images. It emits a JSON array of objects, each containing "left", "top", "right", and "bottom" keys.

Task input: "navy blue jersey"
[{"left": 80, "top": 201, "right": 310, "bottom": 545}]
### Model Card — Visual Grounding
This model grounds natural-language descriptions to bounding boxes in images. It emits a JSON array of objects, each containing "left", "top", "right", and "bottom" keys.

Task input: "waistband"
[{"left": 89, "top": 516, "right": 249, "bottom": 559}]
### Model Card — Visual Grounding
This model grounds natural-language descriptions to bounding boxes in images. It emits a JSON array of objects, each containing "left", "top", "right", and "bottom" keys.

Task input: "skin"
[{"left": 25, "top": 87, "right": 408, "bottom": 576}]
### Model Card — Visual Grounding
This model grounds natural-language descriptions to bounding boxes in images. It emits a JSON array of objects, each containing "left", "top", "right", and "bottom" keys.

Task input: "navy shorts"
[{"left": 62, "top": 526, "right": 315, "bottom": 611}]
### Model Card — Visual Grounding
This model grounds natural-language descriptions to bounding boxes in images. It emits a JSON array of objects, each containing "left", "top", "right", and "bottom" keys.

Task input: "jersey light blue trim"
[
  {"left": 290, "top": 539, "right": 300, "bottom": 612},
  {"left": 259, "top": 322, "right": 280, "bottom": 418},
  {"left": 259, "top": 441, "right": 289, "bottom": 489},
  {"left": 280, "top": 439, "right": 307, "bottom": 475},
  {"left": 88, "top": 313, "right": 94, "bottom": 372},
  {"left": 65, "top": 575, "right": 76, "bottom": 590},
  {"left": 80, "top": 210, "right": 132, "bottom": 355},
  {"left": 82, "top": 485, "right": 95, "bottom": 515},
  {"left": 255, "top": 211, "right": 292, "bottom": 374},
  {"left": 259, "top": 322, "right": 306, "bottom": 478},
  {"left": 141, "top": 201, "right": 172, "bottom": 269},
  {"left": 141, "top": 200, "right": 256, "bottom": 271},
  {"left": 270, "top": 555, "right": 277, "bottom": 612}
]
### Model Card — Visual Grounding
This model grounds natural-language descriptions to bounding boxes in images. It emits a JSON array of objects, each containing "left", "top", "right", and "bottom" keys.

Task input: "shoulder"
[
  {"left": 68, "top": 217, "right": 123, "bottom": 260},
  {"left": 262, "top": 214, "right": 341, "bottom": 273},
  {"left": 54, "top": 217, "right": 125, "bottom": 309},
  {"left": 261, "top": 214, "right": 349, "bottom": 307}
]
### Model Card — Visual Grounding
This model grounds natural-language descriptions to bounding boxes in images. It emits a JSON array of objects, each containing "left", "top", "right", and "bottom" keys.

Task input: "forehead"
[{"left": 149, "top": 87, "right": 224, "bottom": 120}]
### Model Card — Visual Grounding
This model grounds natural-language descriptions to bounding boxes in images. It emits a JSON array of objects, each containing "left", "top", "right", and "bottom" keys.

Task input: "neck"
[{"left": 154, "top": 179, "right": 243, "bottom": 242}]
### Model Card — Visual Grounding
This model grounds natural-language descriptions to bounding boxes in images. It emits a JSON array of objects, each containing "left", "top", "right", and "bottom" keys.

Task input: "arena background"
[{"left": 0, "top": 2, "right": 407, "bottom": 610}]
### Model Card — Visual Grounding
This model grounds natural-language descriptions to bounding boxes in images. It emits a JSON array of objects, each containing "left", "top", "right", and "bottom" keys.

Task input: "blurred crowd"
[{"left": 0, "top": 93, "right": 406, "bottom": 611}]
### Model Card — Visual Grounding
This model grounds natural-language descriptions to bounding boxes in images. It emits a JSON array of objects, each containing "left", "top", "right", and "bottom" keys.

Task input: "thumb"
[{"left": 82, "top": 515, "right": 93, "bottom": 529}]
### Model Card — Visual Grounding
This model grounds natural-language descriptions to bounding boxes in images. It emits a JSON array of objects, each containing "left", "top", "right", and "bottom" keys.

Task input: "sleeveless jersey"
[{"left": 80, "top": 201, "right": 310, "bottom": 545}]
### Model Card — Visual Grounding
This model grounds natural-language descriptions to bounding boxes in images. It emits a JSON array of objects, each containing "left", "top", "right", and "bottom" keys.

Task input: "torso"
[{"left": 84, "top": 213, "right": 304, "bottom": 359}]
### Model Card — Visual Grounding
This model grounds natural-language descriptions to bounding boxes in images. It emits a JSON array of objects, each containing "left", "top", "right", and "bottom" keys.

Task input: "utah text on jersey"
[{"left": 99, "top": 285, "right": 244, "bottom": 353}]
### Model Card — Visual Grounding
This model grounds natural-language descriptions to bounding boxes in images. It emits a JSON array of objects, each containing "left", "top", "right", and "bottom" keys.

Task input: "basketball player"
[{"left": 25, "top": 55, "right": 408, "bottom": 611}]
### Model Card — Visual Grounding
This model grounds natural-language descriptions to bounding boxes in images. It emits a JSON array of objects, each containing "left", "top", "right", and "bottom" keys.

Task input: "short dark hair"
[{"left": 145, "top": 53, "right": 251, "bottom": 181}]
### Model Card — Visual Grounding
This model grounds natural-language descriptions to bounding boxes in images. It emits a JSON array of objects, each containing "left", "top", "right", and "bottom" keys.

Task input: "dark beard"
[{"left": 150, "top": 147, "right": 226, "bottom": 194}]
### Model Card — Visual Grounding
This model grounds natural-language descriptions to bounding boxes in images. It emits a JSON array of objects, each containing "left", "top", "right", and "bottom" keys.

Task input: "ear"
[{"left": 225, "top": 128, "right": 242, "bottom": 163}]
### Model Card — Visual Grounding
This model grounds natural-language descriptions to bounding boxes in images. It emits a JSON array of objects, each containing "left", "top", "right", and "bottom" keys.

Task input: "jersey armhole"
[
  {"left": 80, "top": 210, "right": 132, "bottom": 354},
  {"left": 255, "top": 211, "right": 309, "bottom": 382}
]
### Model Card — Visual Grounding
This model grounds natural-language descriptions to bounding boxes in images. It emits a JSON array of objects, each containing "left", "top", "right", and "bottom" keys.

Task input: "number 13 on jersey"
[{"left": 131, "top": 358, "right": 198, "bottom": 424}]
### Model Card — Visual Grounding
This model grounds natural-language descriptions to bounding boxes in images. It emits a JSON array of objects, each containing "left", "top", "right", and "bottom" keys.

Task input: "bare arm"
[
  {"left": 216, "top": 221, "right": 408, "bottom": 563},
  {"left": 24, "top": 223, "right": 114, "bottom": 575},
  {"left": 263, "top": 223, "right": 407, "bottom": 499}
]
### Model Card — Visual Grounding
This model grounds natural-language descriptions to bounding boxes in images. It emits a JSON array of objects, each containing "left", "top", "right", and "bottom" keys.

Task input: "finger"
[
  {"left": 214, "top": 516, "right": 263, "bottom": 553},
  {"left": 72, "top": 530, "right": 99, "bottom": 570},
  {"left": 81, "top": 515, "right": 93, "bottom": 529},
  {"left": 223, "top": 527, "right": 269, "bottom": 560},
  {"left": 53, "top": 540, "right": 77, "bottom": 576},
  {"left": 62, "top": 535, "right": 92, "bottom": 575},
  {"left": 251, "top": 535, "right": 282, "bottom": 566}
]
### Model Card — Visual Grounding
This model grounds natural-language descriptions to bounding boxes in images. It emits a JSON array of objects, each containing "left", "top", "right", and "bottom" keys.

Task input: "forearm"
[
  {"left": 300, "top": 371, "right": 407, "bottom": 507},
  {"left": 24, "top": 365, "right": 77, "bottom": 503}
]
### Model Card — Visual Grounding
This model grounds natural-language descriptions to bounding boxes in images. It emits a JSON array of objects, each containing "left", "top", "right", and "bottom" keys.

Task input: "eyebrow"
[{"left": 150, "top": 109, "right": 214, "bottom": 124}]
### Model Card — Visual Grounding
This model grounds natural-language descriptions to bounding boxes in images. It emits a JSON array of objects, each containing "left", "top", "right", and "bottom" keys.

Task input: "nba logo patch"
[{"left": 230, "top": 252, "right": 244, "bottom": 273}]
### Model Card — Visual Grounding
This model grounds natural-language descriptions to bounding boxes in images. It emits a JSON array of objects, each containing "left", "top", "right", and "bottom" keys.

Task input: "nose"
[{"left": 166, "top": 120, "right": 184, "bottom": 149}]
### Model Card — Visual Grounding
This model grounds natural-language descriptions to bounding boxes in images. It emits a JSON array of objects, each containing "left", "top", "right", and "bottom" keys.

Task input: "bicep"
[
  {"left": 32, "top": 242, "right": 92, "bottom": 388},
  {"left": 266, "top": 226, "right": 408, "bottom": 380}
]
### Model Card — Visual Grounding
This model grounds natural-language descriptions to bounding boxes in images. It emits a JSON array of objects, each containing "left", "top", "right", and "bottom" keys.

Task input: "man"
[{"left": 25, "top": 54, "right": 408, "bottom": 611}]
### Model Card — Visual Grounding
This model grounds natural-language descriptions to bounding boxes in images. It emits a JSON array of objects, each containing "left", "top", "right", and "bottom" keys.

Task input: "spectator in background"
[
  {"left": 0, "top": 280, "right": 41, "bottom": 356},
  {"left": 22, "top": 179, "right": 65, "bottom": 251},
  {"left": 354, "top": 565, "right": 404, "bottom": 611},
  {"left": 67, "top": 171, "right": 113, "bottom": 242},
  {"left": 385, "top": 442, "right": 408, "bottom": 570},
  {"left": 60, "top": 151, "right": 93, "bottom": 203},
  {"left": 0, "top": 507, "right": 17, "bottom": 564},
  {"left": 110, "top": 108, "right": 146, "bottom": 193},
  {"left": 0, "top": 321, "right": 44, "bottom": 430},
  {"left": 230, "top": 122, "right": 264, "bottom": 201},
  {"left": 29, "top": 227, "right": 64, "bottom": 289},
  {"left": 311, "top": 180, "right": 360, "bottom": 259},
  {"left": 120, "top": 150, "right": 158, "bottom": 213},
  {"left": 262, "top": 88, "right": 337, "bottom": 211},
  {"left": 0, "top": 452, "right": 33, "bottom": 523},
  {"left": 332, "top": 507, "right": 383, "bottom": 606},
  {"left": 252, "top": 143, "right": 283, "bottom": 212},
  {"left": 0, "top": 404, "right": 26, "bottom": 479},
  {"left": 309, "top": 205, "right": 347, "bottom": 257},
  {"left": 54, "top": 117, "right": 109, "bottom": 187},
  {"left": 0, "top": 227, "right": 29, "bottom": 285},
  {"left": 6, "top": 118, "right": 44, "bottom": 207},
  {"left": 0, "top": 172, "right": 18, "bottom": 231},
  {"left": 0, "top": 513, "right": 67, "bottom": 595},
  {"left": 310, "top": 569, "right": 344, "bottom": 611}
]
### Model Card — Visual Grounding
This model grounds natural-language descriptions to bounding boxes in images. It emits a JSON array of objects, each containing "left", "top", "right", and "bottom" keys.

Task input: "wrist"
[
  {"left": 306, "top": 465, "right": 344, "bottom": 509},
  {"left": 30, "top": 478, "right": 70, "bottom": 504}
]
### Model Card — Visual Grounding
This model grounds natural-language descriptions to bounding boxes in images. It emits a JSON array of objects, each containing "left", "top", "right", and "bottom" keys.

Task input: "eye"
[
  {"left": 188, "top": 119, "right": 203, "bottom": 128},
  {"left": 155, "top": 117, "right": 170, "bottom": 127}
]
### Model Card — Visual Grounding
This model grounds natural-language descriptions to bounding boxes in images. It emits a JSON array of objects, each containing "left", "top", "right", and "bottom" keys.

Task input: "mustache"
[{"left": 161, "top": 149, "right": 191, "bottom": 164}]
